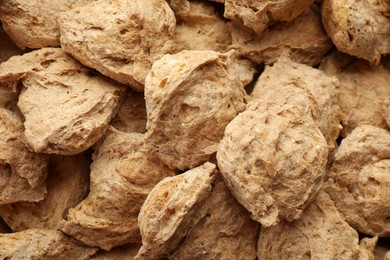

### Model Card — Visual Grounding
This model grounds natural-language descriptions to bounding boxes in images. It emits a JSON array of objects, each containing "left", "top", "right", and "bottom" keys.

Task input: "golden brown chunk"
[
  {"left": 0, "top": 26, "right": 24, "bottom": 63},
  {"left": 59, "top": 0, "right": 176, "bottom": 91},
  {"left": 0, "top": 154, "right": 90, "bottom": 231},
  {"left": 382, "top": 96, "right": 390, "bottom": 128},
  {"left": 60, "top": 127, "right": 175, "bottom": 251},
  {"left": 90, "top": 243, "right": 141, "bottom": 260},
  {"left": 145, "top": 50, "right": 248, "bottom": 170},
  {"left": 325, "top": 125, "right": 390, "bottom": 237}
]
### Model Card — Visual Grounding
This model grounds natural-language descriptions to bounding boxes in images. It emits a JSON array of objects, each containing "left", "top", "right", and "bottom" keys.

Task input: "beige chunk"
[
  {"left": 0, "top": 0, "right": 91, "bottom": 49},
  {"left": 230, "top": 8, "right": 332, "bottom": 66},
  {"left": 322, "top": 0, "right": 390, "bottom": 63},
  {"left": 0, "top": 26, "right": 24, "bottom": 63},
  {"left": 170, "top": 176, "right": 258, "bottom": 260},
  {"left": 136, "top": 162, "right": 218, "bottom": 259},
  {"left": 0, "top": 229, "right": 97, "bottom": 259},
  {"left": 320, "top": 52, "right": 390, "bottom": 136},
  {"left": 0, "top": 154, "right": 90, "bottom": 231},
  {"left": 90, "top": 243, "right": 141, "bottom": 260},
  {"left": 325, "top": 125, "right": 390, "bottom": 237},
  {"left": 258, "top": 191, "right": 376, "bottom": 259},
  {"left": 224, "top": 0, "right": 314, "bottom": 35},
  {"left": 0, "top": 108, "right": 48, "bottom": 205},
  {"left": 60, "top": 127, "right": 175, "bottom": 251},
  {"left": 145, "top": 50, "right": 248, "bottom": 170},
  {"left": 59, "top": 0, "right": 176, "bottom": 91},
  {"left": 217, "top": 91, "right": 328, "bottom": 226},
  {"left": 382, "top": 96, "right": 390, "bottom": 128}
]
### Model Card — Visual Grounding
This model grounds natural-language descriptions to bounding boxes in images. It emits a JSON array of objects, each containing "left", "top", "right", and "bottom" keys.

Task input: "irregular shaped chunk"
[
  {"left": 0, "top": 229, "right": 97, "bottom": 259},
  {"left": 0, "top": 26, "right": 24, "bottom": 63},
  {"left": 0, "top": 108, "right": 48, "bottom": 205},
  {"left": 322, "top": 0, "right": 390, "bottom": 63},
  {"left": 0, "top": 0, "right": 91, "bottom": 49},
  {"left": 136, "top": 162, "right": 218, "bottom": 259},
  {"left": 145, "top": 50, "right": 248, "bottom": 170},
  {"left": 171, "top": 176, "right": 258, "bottom": 260},
  {"left": 325, "top": 125, "right": 390, "bottom": 237},
  {"left": 0, "top": 154, "right": 90, "bottom": 231},
  {"left": 217, "top": 93, "right": 328, "bottom": 226},
  {"left": 60, "top": 128, "right": 175, "bottom": 251},
  {"left": 59, "top": 0, "right": 176, "bottom": 91},
  {"left": 90, "top": 243, "right": 141, "bottom": 260},
  {"left": 382, "top": 96, "right": 390, "bottom": 128},
  {"left": 259, "top": 191, "right": 376, "bottom": 259}
]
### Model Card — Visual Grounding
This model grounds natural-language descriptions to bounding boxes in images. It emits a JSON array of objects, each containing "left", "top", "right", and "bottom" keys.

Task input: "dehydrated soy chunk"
[
  {"left": 136, "top": 163, "right": 218, "bottom": 259},
  {"left": 60, "top": 128, "right": 175, "bottom": 251},
  {"left": 59, "top": 0, "right": 176, "bottom": 91},
  {"left": 145, "top": 50, "right": 248, "bottom": 170},
  {"left": 0, "top": 229, "right": 98, "bottom": 259},
  {"left": 325, "top": 125, "right": 390, "bottom": 237}
]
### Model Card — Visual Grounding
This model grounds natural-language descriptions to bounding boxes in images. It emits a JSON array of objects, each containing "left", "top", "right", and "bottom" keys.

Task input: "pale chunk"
[
  {"left": 0, "top": 108, "right": 48, "bottom": 205},
  {"left": 136, "top": 162, "right": 218, "bottom": 259},
  {"left": 145, "top": 50, "right": 248, "bottom": 170},
  {"left": 0, "top": 229, "right": 97, "bottom": 259},
  {"left": 325, "top": 125, "right": 390, "bottom": 237},
  {"left": 59, "top": 0, "right": 176, "bottom": 91},
  {"left": 60, "top": 127, "right": 175, "bottom": 251},
  {"left": 0, "top": 154, "right": 90, "bottom": 231}
]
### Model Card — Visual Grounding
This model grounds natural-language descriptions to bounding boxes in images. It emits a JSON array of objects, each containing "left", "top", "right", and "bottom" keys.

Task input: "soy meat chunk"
[
  {"left": 145, "top": 50, "right": 248, "bottom": 170},
  {"left": 0, "top": 229, "right": 97, "bottom": 259},
  {"left": 217, "top": 91, "right": 328, "bottom": 226},
  {"left": 60, "top": 127, "right": 175, "bottom": 251},
  {"left": 0, "top": 0, "right": 91, "bottom": 49},
  {"left": 170, "top": 176, "right": 258, "bottom": 260},
  {"left": 59, "top": 0, "right": 176, "bottom": 91},
  {"left": 136, "top": 162, "right": 217, "bottom": 259},
  {"left": 259, "top": 191, "right": 377, "bottom": 259},
  {"left": 0, "top": 154, "right": 90, "bottom": 231},
  {"left": 91, "top": 243, "right": 141, "bottom": 260},
  {"left": 0, "top": 108, "right": 48, "bottom": 205},
  {"left": 324, "top": 125, "right": 390, "bottom": 237},
  {"left": 322, "top": 0, "right": 390, "bottom": 63},
  {"left": 0, "top": 26, "right": 24, "bottom": 63},
  {"left": 224, "top": 0, "right": 314, "bottom": 35},
  {"left": 382, "top": 96, "right": 390, "bottom": 128}
]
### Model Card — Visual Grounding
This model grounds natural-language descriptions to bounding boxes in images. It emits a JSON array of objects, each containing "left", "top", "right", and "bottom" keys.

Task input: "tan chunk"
[
  {"left": 0, "top": 154, "right": 90, "bottom": 231},
  {"left": 224, "top": 0, "right": 314, "bottom": 35},
  {"left": 171, "top": 176, "right": 258, "bottom": 260},
  {"left": 217, "top": 91, "right": 328, "bottom": 226},
  {"left": 322, "top": 0, "right": 390, "bottom": 63},
  {"left": 230, "top": 8, "right": 332, "bottom": 66},
  {"left": 0, "top": 0, "right": 91, "bottom": 49},
  {"left": 136, "top": 162, "right": 218, "bottom": 259},
  {"left": 90, "top": 243, "right": 141, "bottom": 260},
  {"left": 0, "top": 229, "right": 97, "bottom": 259},
  {"left": 59, "top": 0, "right": 176, "bottom": 91},
  {"left": 145, "top": 50, "right": 248, "bottom": 170},
  {"left": 0, "top": 26, "right": 24, "bottom": 63},
  {"left": 382, "top": 96, "right": 390, "bottom": 128},
  {"left": 60, "top": 127, "right": 175, "bottom": 251},
  {"left": 325, "top": 125, "right": 390, "bottom": 237},
  {"left": 258, "top": 191, "right": 376, "bottom": 259},
  {"left": 0, "top": 108, "right": 48, "bottom": 205}
]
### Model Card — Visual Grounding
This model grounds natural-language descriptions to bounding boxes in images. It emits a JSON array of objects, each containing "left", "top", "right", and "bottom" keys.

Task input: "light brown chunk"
[
  {"left": 145, "top": 50, "right": 248, "bottom": 170},
  {"left": 0, "top": 26, "right": 24, "bottom": 63},
  {"left": 0, "top": 154, "right": 90, "bottom": 231},
  {"left": 136, "top": 162, "right": 218, "bottom": 259},
  {"left": 325, "top": 125, "right": 390, "bottom": 237},
  {"left": 90, "top": 243, "right": 141, "bottom": 260},
  {"left": 0, "top": 108, "right": 48, "bottom": 205},
  {"left": 59, "top": 0, "right": 176, "bottom": 91},
  {"left": 382, "top": 96, "right": 390, "bottom": 128},
  {"left": 60, "top": 127, "right": 175, "bottom": 251},
  {"left": 0, "top": 229, "right": 97, "bottom": 259}
]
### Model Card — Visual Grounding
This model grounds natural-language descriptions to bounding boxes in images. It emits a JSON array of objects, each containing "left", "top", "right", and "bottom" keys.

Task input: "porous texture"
[
  {"left": 170, "top": 176, "right": 258, "bottom": 260},
  {"left": 145, "top": 50, "right": 248, "bottom": 170},
  {"left": 382, "top": 96, "right": 390, "bottom": 128},
  {"left": 90, "top": 243, "right": 141, "bottom": 260},
  {"left": 322, "top": 0, "right": 390, "bottom": 63},
  {"left": 320, "top": 52, "right": 390, "bottom": 136},
  {"left": 0, "top": 26, "right": 24, "bottom": 63},
  {"left": 0, "top": 0, "right": 91, "bottom": 49},
  {"left": 59, "top": 0, "right": 177, "bottom": 91},
  {"left": 0, "top": 107, "right": 48, "bottom": 205},
  {"left": 60, "top": 127, "right": 175, "bottom": 251},
  {"left": 0, "top": 229, "right": 98, "bottom": 259},
  {"left": 217, "top": 90, "right": 328, "bottom": 226},
  {"left": 136, "top": 162, "right": 218, "bottom": 259},
  {"left": 324, "top": 125, "right": 390, "bottom": 237},
  {"left": 0, "top": 154, "right": 90, "bottom": 231},
  {"left": 259, "top": 191, "right": 376, "bottom": 259},
  {"left": 224, "top": 0, "right": 314, "bottom": 35}
]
